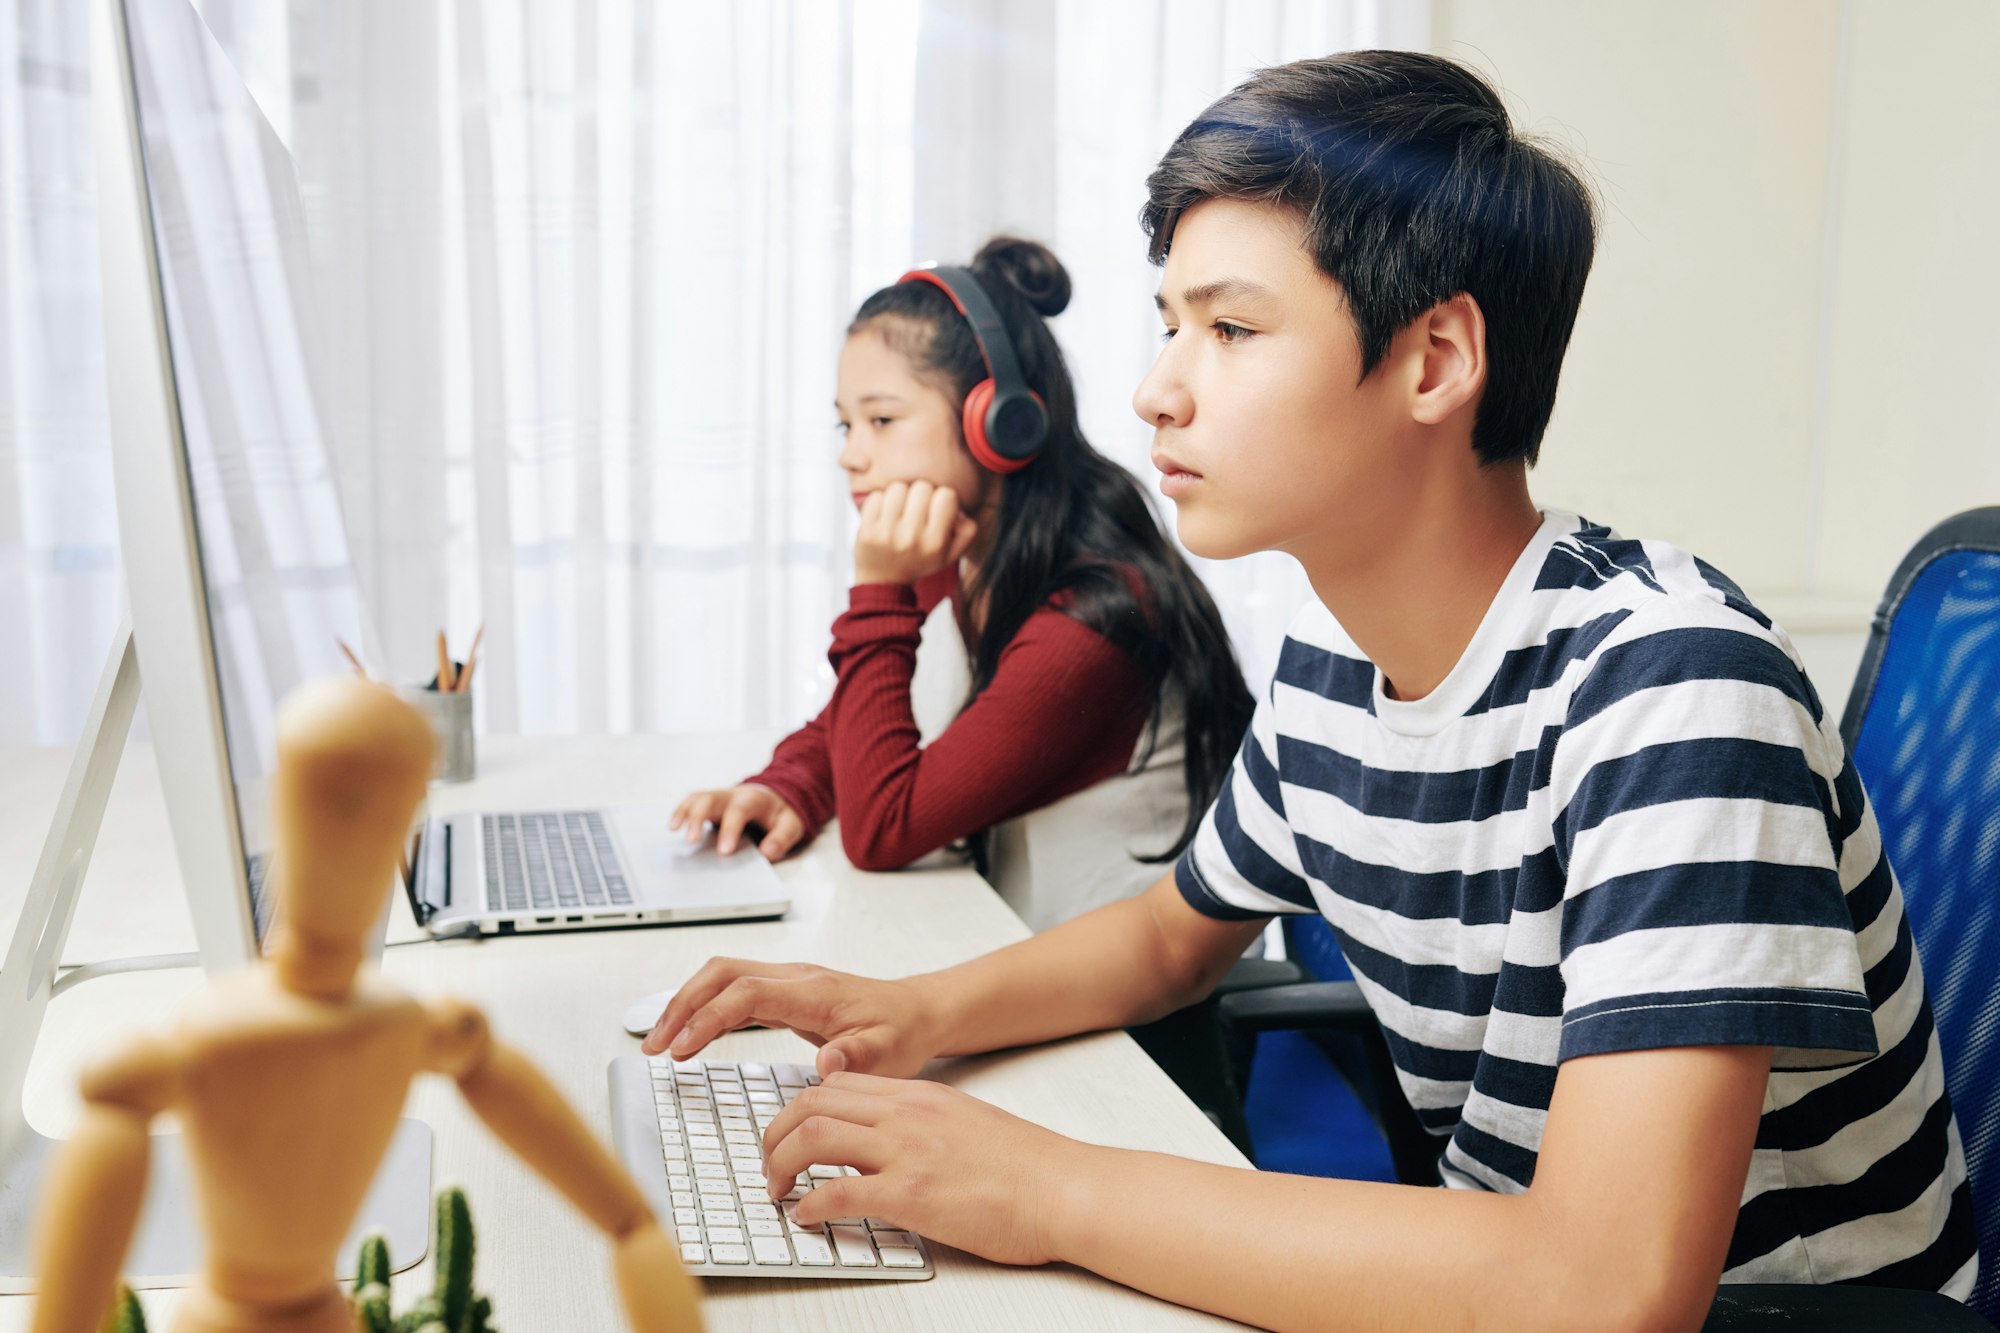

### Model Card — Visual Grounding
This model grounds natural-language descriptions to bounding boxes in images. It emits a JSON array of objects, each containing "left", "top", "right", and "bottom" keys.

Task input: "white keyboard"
[{"left": 607, "top": 1056, "right": 934, "bottom": 1280}]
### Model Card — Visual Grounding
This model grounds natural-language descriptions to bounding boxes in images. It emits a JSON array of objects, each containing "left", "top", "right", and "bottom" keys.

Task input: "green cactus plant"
[
  {"left": 99, "top": 1282, "right": 146, "bottom": 1333},
  {"left": 345, "top": 1187, "right": 496, "bottom": 1333},
  {"left": 356, "top": 1232, "right": 392, "bottom": 1289},
  {"left": 433, "top": 1187, "right": 475, "bottom": 1331},
  {"left": 392, "top": 1294, "right": 443, "bottom": 1333},
  {"left": 353, "top": 1281, "right": 394, "bottom": 1333}
]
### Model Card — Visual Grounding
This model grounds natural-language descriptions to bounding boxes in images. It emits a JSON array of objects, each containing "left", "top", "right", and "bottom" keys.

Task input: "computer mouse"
[{"left": 623, "top": 989, "right": 677, "bottom": 1037}]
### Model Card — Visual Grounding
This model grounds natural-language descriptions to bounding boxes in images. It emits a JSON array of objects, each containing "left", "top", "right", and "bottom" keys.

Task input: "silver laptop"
[{"left": 408, "top": 808, "right": 790, "bottom": 938}]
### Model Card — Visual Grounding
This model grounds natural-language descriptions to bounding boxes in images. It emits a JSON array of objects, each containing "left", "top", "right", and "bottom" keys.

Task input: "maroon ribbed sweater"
[{"left": 745, "top": 570, "right": 1152, "bottom": 871}]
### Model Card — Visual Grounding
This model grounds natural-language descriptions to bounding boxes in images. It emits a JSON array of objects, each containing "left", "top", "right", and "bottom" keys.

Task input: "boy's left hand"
[
  {"left": 761, "top": 1071, "right": 1076, "bottom": 1267},
  {"left": 854, "top": 480, "right": 978, "bottom": 585}
]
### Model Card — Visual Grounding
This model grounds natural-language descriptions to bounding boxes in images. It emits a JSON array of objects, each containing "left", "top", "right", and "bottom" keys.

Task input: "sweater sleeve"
[
  {"left": 825, "top": 582, "right": 1154, "bottom": 871},
  {"left": 740, "top": 702, "right": 838, "bottom": 846}
]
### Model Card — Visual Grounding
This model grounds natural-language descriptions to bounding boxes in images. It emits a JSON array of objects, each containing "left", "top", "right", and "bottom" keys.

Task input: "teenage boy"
[{"left": 643, "top": 51, "right": 1975, "bottom": 1330}]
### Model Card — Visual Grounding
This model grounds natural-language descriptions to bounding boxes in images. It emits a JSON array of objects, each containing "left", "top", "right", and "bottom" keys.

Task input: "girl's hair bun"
[{"left": 971, "top": 235, "right": 1071, "bottom": 318}]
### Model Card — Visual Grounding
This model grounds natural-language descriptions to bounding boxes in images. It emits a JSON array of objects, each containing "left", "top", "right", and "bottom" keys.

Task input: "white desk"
[{"left": 0, "top": 734, "right": 1255, "bottom": 1331}]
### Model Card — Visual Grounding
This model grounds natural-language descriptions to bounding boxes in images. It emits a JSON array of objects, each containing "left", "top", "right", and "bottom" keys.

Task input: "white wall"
[{"left": 1429, "top": 0, "right": 2000, "bottom": 718}]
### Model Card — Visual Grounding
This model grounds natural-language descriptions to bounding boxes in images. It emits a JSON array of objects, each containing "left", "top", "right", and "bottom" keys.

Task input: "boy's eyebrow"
[{"left": 1154, "top": 277, "right": 1278, "bottom": 311}]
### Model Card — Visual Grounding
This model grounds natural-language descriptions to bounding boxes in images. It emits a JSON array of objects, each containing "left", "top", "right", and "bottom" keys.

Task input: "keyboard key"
[
  {"left": 695, "top": 1164, "right": 729, "bottom": 1181},
  {"left": 791, "top": 1233, "right": 835, "bottom": 1266},
  {"left": 870, "top": 1229, "right": 917, "bottom": 1248},
  {"left": 676, "top": 1225, "right": 702, "bottom": 1244},
  {"left": 668, "top": 1174, "right": 692, "bottom": 1193},
  {"left": 741, "top": 1202, "right": 780, "bottom": 1221},
  {"left": 723, "top": 1129, "right": 758, "bottom": 1146},
  {"left": 741, "top": 1062, "right": 770, "bottom": 1079},
  {"left": 878, "top": 1247, "right": 925, "bottom": 1269},
  {"left": 673, "top": 1208, "right": 698, "bottom": 1227},
  {"left": 747, "top": 1219, "right": 785, "bottom": 1238},
  {"left": 751, "top": 1236, "right": 793, "bottom": 1266},
  {"left": 830, "top": 1225, "right": 877, "bottom": 1267},
  {"left": 703, "top": 1211, "right": 739, "bottom": 1231},
  {"left": 671, "top": 1191, "right": 695, "bottom": 1209},
  {"left": 680, "top": 1243, "right": 706, "bottom": 1266},
  {"left": 808, "top": 1163, "right": 843, "bottom": 1179},
  {"left": 706, "top": 1227, "right": 745, "bottom": 1247},
  {"left": 710, "top": 1243, "right": 751, "bottom": 1266}
]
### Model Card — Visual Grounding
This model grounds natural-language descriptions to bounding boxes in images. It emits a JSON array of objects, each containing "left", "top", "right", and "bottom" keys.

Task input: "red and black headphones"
[{"left": 897, "top": 265, "right": 1048, "bottom": 473}]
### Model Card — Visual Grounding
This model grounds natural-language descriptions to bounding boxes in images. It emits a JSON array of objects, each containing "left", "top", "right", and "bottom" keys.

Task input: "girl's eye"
[
  {"left": 835, "top": 421, "right": 850, "bottom": 434},
  {"left": 871, "top": 416, "right": 894, "bottom": 429},
  {"left": 1213, "top": 321, "right": 1254, "bottom": 344},
  {"left": 1159, "top": 326, "right": 1179, "bottom": 344}
]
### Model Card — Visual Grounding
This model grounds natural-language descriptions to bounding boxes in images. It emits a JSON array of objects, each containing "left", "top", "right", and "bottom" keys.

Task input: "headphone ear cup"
[{"left": 960, "top": 378, "right": 1008, "bottom": 472}]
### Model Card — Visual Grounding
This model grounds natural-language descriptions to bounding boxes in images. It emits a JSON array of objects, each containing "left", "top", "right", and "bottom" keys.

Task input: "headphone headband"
[{"left": 897, "top": 265, "right": 1047, "bottom": 471}]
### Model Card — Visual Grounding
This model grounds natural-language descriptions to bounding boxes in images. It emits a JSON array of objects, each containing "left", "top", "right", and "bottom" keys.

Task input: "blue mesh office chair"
[
  {"left": 1217, "top": 508, "right": 2000, "bottom": 1329},
  {"left": 1834, "top": 507, "right": 2000, "bottom": 1320}
]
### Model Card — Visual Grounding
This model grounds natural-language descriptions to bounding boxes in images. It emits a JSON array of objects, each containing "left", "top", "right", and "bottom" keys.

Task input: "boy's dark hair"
[{"left": 1142, "top": 50, "right": 1596, "bottom": 467}]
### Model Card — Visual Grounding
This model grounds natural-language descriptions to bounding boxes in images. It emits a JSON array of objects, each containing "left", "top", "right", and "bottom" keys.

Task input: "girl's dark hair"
[
  {"left": 1142, "top": 51, "right": 1597, "bottom": 468},
  {"left": 851, "top": 236, "right": 1253, "bottom": 861}
]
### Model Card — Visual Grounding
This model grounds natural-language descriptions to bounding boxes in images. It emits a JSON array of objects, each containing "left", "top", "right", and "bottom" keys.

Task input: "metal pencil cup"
[{"left": 403, "top": 686, "right": 476, "bottom": 783}]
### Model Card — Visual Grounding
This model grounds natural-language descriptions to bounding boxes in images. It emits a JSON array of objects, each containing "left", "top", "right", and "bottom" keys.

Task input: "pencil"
[
  {"left": 336, "top": 638, "right": 367, "bottom": 679},
  {"left": 453, "top": 623, "right": 485, "bottom": 693},
  {"left": 435, "top": 630, "right": 456, "bottom": 692}
]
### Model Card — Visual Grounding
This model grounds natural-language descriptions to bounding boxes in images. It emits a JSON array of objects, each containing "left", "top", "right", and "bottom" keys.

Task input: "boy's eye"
[{"left": 1213, "top": 321, "right": 1255, "bottom": 343}]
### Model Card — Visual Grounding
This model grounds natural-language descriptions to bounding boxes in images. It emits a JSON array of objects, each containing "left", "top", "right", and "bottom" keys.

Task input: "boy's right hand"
[
  {"left": 639, "top": 959, "right": 942, "bottom": 1079},
  {"left": 669, "top": 783, "right": 805, "bottom": 859}
]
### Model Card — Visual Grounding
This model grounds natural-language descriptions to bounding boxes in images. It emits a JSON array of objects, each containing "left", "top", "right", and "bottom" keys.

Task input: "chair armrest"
[
  {"left": 1216, "top": 980, "right": 1373, "bottom": 1034},
  {"left": 1213, "top": 957, "right": 1307, "bottom": 997},
  {"left": 1705, "top": 1284, "right": 1995, "bottom": 1331}
]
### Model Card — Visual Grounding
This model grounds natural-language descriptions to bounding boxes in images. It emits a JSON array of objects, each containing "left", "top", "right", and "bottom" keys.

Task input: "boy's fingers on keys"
[
  {"left": 764, "top": 1117, "right": 888, "bottom": 1190},
  {"left": 789, "top": 1174, "right": 886, "bottom": 1230},
  {"left": 759, "top": 1086, "right": 886, "bottom": 1161},
  {"left": 644, "top": 958, "right": 790, "bottom": 1055},
  {"left": 668, "top": 973, "right": 823, "bottom": 1058}
]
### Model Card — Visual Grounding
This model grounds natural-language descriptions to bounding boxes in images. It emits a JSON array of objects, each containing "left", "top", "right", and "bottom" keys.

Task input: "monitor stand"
[{"left": 0, "top": 623, "right": 431, "bottom": 1292}]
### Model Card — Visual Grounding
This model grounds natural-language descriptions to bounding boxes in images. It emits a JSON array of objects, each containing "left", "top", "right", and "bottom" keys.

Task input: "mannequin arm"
[
  {"left": 29, "top": 1039, "right": 180, "bottom": 1333},
  {"left": 426, "top": 999, "right": 704, "bottom": 1332}
]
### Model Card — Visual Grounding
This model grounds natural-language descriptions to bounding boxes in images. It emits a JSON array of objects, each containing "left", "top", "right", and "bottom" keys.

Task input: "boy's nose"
[{"left": 1132, "top": 354, "right": 1192, "bottom": 429}]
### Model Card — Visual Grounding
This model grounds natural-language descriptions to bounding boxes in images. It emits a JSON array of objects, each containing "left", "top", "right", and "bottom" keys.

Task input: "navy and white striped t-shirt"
[{"left": 1179, "top": 511, "right": 1977, "bottom": 1296}]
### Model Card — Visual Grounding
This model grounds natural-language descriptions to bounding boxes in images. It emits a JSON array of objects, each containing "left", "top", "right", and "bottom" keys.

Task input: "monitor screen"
[{"left": 123, "top": 0, "right": 376, "bottom": 941}]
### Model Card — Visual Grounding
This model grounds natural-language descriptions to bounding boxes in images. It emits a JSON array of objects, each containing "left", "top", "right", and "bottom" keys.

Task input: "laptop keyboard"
[{"left": 480, "top": 811, "right": 633, "bottom": 913}]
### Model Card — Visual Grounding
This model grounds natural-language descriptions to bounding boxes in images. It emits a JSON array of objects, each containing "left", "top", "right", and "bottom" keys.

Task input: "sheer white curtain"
[{"left": 0, "top": 0, "right": 1420, "bottom": 748}]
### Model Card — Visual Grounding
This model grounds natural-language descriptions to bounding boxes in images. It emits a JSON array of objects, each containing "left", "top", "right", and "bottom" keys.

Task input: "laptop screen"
[{"left": 124, "top": 0, "right": 376, "bottom": 942}]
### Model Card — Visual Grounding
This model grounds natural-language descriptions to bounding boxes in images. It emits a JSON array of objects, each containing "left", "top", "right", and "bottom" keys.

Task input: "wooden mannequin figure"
[{"left": 26, "top": 677, "right": 704, "bottom": 1333}]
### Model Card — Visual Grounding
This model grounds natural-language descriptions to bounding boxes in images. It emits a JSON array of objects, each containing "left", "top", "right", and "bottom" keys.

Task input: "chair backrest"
[
  {"left": 1283, "top": 913, "right": 1354, "bottom": 984},
  {"left": 1842, "top": 507, "right": 2000, "bottom": 1316}
]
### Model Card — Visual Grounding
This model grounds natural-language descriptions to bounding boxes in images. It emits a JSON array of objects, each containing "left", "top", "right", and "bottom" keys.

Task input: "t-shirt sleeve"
[
  {"left": 1175, "top": 670, "right": 1318, "bottom": 922},
  {"left": 1550, "top": 608, "right": 1878, "bottom": 1068}
]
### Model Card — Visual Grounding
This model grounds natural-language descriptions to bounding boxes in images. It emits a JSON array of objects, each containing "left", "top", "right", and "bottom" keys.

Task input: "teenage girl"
[{"left": 671, "top": 237, "right": 1252, "bottom": 932}]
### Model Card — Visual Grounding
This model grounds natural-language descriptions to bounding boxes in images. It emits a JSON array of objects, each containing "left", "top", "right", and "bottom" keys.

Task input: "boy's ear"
[{"left": 1409, "top": 291, "right": 1487, "bottom": 428}]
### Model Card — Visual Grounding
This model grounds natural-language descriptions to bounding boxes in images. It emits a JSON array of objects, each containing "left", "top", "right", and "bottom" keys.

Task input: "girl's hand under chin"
[{"left": 853, "top": 479, "right": 979, "bottom": 586}]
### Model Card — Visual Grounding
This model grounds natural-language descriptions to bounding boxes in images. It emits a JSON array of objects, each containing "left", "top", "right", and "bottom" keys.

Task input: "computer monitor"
[
  {"left": 0, "top": 0, "right": 426, "bottom": 1287},
  {"left": 98, "top": 0, "right": 378, "bottom": 967}
]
